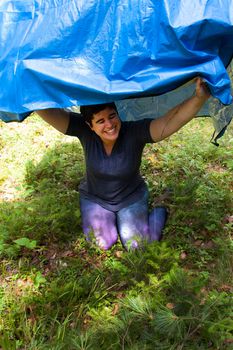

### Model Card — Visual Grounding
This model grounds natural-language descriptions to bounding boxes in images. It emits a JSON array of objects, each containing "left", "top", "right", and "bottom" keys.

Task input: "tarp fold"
[{"left": 0, "top": 0, "right": 232, "bottom": 140}]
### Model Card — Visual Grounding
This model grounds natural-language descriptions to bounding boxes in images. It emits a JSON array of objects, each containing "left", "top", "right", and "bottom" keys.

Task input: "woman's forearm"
[{"left": 150, "top": 78, "right": 210, "bottom": 142}]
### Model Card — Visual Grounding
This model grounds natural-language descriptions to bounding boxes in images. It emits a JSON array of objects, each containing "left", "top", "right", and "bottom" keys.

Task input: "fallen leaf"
[
  {"left": 226, "top": 215, "right": 233, "bottom": 223},
  {"left": 219, "top": 285, "right": 233, "bottom": 292},
  {"left": 116, "top": 292, "right": 125, "bottom": 299},
  {"left": 194, "top": 240, "right": 203, "bottom": 247},
  {"left": 201, "top": 241, "right": 215, "bottom": 249},
  {"left": 115, "top": 250, "right": 123, "bottom": 258},
  {"left": 112, "top": 303, "right": 119, "bottom": 315},
  {"left": 180, "top": 252, "right": 187, "bottom": 260}
]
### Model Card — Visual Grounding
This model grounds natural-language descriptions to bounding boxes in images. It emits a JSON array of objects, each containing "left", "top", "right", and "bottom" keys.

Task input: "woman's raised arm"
[
  {"left": 36, "top": 108, "right": 70, "bottom": 134},
  {"left": 149, "top": 78, "right": 210, "bottom": 142}
]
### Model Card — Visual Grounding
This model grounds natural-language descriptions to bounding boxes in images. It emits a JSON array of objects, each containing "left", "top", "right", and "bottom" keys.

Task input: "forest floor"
[{"left": 0, "top": 114, "right": 232, "bottom": 349}]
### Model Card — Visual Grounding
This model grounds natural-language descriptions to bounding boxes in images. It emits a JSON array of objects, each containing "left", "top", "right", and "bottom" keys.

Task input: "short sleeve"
[
  {"left": 65, "top": 112, "right": 89, "bottom": 138},
  {"left": 128, "top": 119, "right": 154, "bottom": 144}
]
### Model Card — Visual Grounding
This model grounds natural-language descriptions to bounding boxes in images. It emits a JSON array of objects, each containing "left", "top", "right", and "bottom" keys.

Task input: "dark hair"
[{"left": 80, "top": 102, "right": 117, "bottom": 125}]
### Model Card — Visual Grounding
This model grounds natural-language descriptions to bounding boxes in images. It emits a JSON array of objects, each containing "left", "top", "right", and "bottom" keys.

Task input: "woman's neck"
[{"left": 103, "top": 142, "right": 114, "bottom": 156}]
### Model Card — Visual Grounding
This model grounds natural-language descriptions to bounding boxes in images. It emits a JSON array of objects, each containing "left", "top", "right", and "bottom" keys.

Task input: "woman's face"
[{"left": 89, "top": 107, "right": 121, "bottom": 145}]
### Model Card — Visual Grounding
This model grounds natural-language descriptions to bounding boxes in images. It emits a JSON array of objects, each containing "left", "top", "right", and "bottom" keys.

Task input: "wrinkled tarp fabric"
[
  {"left": 0, "top": 0, "right": 232, "bottom": 140},
  {"left": 116, "top": 60, "right": 233, "bottom": 144}
]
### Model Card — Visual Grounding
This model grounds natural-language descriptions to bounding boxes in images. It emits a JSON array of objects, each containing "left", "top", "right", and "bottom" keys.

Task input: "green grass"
[{"left": 0, "top": 115, "right": 232, "bottom": 349}]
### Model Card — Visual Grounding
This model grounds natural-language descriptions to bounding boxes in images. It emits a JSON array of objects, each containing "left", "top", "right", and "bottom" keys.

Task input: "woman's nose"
[{"left": 104, "top": 119, "right": 112, "bottom": 128}]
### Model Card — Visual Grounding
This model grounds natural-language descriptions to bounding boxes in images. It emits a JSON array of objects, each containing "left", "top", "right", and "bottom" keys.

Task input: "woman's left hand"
[{"left": 195, "top": 77, "right": 211, "bottom": 101}]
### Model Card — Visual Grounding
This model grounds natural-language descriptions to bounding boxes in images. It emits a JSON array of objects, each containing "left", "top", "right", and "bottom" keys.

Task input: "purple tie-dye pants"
[{"left": 79, "top": 190, "right": 168, "bottom": 250}]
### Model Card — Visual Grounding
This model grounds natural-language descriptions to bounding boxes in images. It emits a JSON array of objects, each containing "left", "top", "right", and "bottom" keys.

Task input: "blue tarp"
[{"left": 0, "top": 0, "right": 232, "bottom": 140}]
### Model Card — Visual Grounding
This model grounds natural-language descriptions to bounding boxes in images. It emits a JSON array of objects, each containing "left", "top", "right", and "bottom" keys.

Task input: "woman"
[{"left": 37, "top": 78, "right": 210, "bottom": 250}]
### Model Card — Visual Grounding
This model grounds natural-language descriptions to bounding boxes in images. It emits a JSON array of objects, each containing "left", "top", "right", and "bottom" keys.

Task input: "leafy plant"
[{"left": 0, "top": 116, "right": 232, "bottom": 349}]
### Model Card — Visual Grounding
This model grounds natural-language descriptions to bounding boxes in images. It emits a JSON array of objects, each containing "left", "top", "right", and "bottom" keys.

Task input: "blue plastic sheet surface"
[{"left": 0, "top": 0, "right": 232, "bottom": 140}]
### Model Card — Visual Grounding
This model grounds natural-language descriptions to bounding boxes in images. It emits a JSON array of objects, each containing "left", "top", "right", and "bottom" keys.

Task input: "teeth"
[{"left": 105, "top": 127, "right": 115, "bottom": 134}]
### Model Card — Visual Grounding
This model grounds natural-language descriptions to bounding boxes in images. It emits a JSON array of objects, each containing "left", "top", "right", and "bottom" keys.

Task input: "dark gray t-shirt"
[{"left": 66, "top": 113, "right": 154, "bottom": 211}]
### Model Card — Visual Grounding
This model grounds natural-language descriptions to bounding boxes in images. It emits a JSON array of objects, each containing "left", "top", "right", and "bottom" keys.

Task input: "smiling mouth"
[{"left": 105, "top": 127, "right": 116, "bottom": 135}]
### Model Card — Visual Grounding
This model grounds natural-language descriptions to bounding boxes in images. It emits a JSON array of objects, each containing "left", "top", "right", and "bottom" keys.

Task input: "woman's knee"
[
  {"left": 149, "top": 206, "right": 168, "bottom": 241},
  {"left": 80, "top": 198, "right": 118, "bottom": 249}
]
